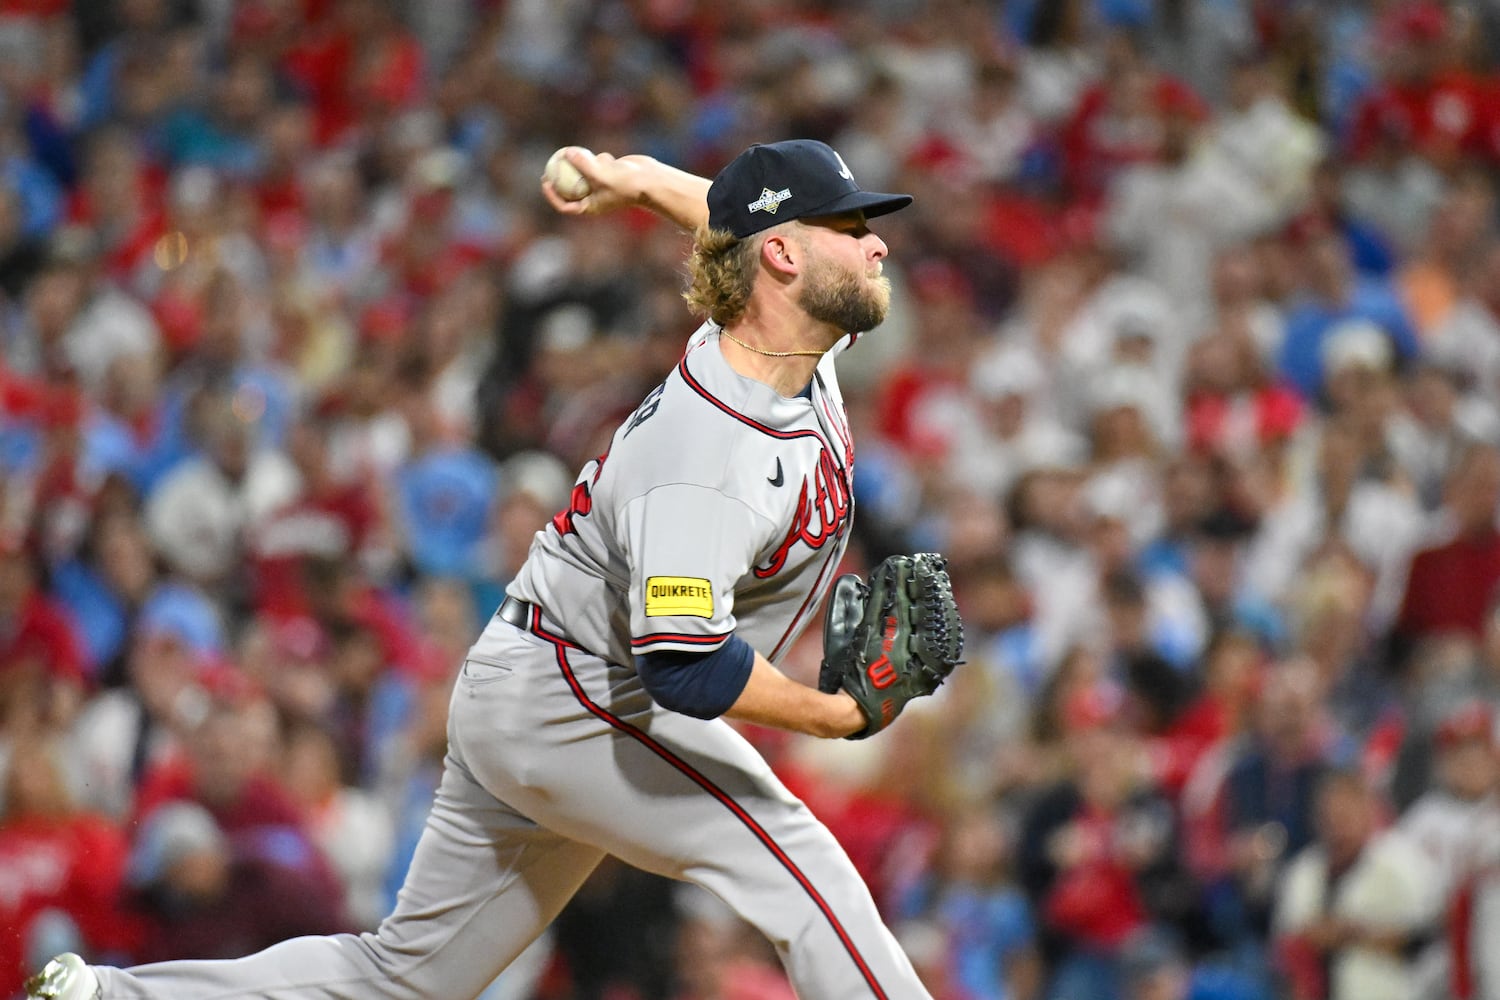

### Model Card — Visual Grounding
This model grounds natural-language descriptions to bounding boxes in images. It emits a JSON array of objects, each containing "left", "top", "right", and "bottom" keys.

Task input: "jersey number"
[
  {"left": 551, "top": 383, "right": 664, "bottom": 537},
  {"left": 551, "top": 449, "right": 608, "bottom": 537},
  {"left": 623, "top": 383, "right": 665, "bottom": 437}
]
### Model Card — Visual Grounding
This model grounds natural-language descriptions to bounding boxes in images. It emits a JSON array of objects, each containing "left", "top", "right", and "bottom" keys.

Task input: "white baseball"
[{"left": 544, "top": 147, "right": 593, "bottom": 201}]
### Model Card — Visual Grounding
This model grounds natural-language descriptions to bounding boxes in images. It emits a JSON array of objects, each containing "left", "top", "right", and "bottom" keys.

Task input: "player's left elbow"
[{"left": 634, "top": 636, "right": 754, "bottom": 719}]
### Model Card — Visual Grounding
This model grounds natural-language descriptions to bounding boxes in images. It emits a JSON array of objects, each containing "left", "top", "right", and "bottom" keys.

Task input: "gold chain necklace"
[{"left": 719, "top": 328, "right": 827, "bottom": 358}]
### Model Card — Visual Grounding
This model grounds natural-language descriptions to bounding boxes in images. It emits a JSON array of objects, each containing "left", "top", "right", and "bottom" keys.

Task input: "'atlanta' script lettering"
[{"left": 754, "top": 446, "right": 852, "bottom": 578}]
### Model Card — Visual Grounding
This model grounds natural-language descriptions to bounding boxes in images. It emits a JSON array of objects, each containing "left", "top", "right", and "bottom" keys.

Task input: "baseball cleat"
[{"left": 24, "top": 954, "right": 101, "bottom": 1000}]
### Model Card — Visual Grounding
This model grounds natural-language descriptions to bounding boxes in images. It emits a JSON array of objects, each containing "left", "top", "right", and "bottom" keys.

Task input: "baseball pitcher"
[{"left": 31, "top": 140, "right": 963, "bottom": 1000}]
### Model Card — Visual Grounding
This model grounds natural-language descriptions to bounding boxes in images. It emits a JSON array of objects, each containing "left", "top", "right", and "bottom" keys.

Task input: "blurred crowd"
[{"left": 5, "top": 0, "right": 1500, "bottom": 998}]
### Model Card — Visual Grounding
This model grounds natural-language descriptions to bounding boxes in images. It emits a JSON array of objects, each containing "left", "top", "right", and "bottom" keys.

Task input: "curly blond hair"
[{"left": 682, "top": 226, "right": 762, "bottom": 327}]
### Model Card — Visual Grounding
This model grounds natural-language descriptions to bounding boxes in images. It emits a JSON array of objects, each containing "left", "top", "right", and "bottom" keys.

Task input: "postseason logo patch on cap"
[
  {"left": 706, "top": 139, "right": 913, "bottom": 238},
  {"left": 748, "top": 187, "right": 792, "bottom": 215}
]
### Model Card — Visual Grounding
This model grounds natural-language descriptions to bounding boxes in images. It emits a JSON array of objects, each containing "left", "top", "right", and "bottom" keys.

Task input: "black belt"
[
  {"left": 496, "top": 595, "right": 536, "bottom": 631},
  {"left": 496, "top": 594, "right": 589, "bottom": 652}
]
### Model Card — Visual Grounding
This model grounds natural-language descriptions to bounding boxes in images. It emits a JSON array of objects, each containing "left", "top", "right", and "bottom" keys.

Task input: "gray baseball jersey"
[
  {"left": 84, "top": 325, "right": 930, "bottom": 1000},
  {"left": 509, "top": 321, "right": 856, "bottom": 668}
]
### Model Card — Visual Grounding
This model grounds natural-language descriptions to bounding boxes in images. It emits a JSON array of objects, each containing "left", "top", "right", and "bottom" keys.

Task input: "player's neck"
[{"left": 720, "top": 306, "right": 835, "bottom": 399}]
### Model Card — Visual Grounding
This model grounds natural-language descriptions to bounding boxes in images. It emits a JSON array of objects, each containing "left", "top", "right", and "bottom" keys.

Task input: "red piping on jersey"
[
  {"left": 813, "top": 375, "right": 854, "bottom": 462},
  {"left": 630, "top": 630, "right": 730, "bottom": 649},
  {"left": 527, "top": 605, "right": 890, "bottom": 999},
  {"left": 678, "top": 357, "right": 830, "bottom": 444},
  {"left": 676, "top": 350, "right": 855, "bottom": 669},
  {"left": 768, "top": 538, "right": 845, "bottom": 662}
]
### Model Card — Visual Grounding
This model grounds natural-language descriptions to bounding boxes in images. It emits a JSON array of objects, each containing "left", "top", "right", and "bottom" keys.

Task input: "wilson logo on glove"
[{"left": 866, "top": 655, "right": 897, "bottom": 689}]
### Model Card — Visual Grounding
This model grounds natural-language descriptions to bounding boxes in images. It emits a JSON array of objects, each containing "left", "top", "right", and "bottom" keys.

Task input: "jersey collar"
[{"left": 679, "top": 324, "right": 829, "bottom": 433}]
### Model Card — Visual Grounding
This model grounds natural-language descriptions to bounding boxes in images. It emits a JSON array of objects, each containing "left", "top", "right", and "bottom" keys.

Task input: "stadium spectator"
[
  {"left": 129, "top": 676, "right": 340, "bottom": 905},
  {"left": 1388, "top": 360, "right": 1493, "bottom": 510},
  {"left": 951, "top": 343, "right": 1086, "bottom": 503},
  {"left": 1276, "top": 230, "right": 1420, "bottom": 399},
  {"left": 1059, "top": 32, "right": 1206, "bottom": 203},
  {"left": 1182, "top": 324, "right": 1303, "bottom": 462},
  {"left": 1273, "top": 768, "right": 1431, "bottom": 1000},
  {"left": 1345, "top": 2, "right": 1486, "bottom": 170},
  {"left": 121, "top": 799, "right": 352, "bottom": 963},
  {"left": 248, "top": 413, "right": 384, "bottom": 619},
  {"left": 143, "top": 388, "right": 299, "bottom": 588},
  {"left": 0, "top": 736, "right": 128, "bottom": 997},
  {"left": 68, "top": 597, "right": 220, "bottom": 819},
  {"left": 1217, "top": 660, "right": 1347, "bottom": 942},
  {"left": 1398, "top": 443, "right": 1500, "bottom": 646},
  {"left": 1244, "top": 415, "right": 1426, "bottom": 632},
  {"left": 1019, "top": 684, "right": 1196, "bottom": 1000},
  {"left": 896, "top": 804, "right": 1041, "bottom": 1000},
  {"left": 1394, "top": 168, "right": 1496, "bottom": 340},
  {"left": 391, "top": 391, "right": 497, "bottom": 580},
  {"left": 1400, "top": 700, "right": 1500, "bottom": 998},
  {"left": 1429, "top": 239, "right": 1500, "bottom": 402},
  {"left": 1106, "top": 91, "right": 1280, "bottom": 315},
  {"left": 279, "top": 720, "right": 394, "bottom": 930},
  {"left": 0, "top": 538, "right": 83, "bottom": 737}
]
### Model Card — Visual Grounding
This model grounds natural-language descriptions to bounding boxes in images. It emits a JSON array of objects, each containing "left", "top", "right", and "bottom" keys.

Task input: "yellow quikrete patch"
[{"left": 645, "top": 576, "right": 715, "bottom": 618}]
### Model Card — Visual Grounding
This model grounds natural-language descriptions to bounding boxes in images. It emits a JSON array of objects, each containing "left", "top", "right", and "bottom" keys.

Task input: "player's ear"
[{"left": 761, "top": 232, "right": 799, "bottom": 278}]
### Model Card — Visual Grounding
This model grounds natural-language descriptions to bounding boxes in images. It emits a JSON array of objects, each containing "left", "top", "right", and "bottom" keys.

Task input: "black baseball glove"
[{"left": 817, "top": 552, "right": 964, "bottom": 740}]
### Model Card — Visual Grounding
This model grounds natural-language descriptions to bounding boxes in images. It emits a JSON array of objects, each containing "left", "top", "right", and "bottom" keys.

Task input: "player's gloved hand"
[{"left": 817, "top": 553, "right": 964, "bottom": 740}]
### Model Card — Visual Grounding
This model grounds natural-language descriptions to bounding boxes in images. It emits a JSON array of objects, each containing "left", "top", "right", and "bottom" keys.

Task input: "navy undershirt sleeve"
[{"left": 634, "top": 634, "right": 756, "bottom": 719}]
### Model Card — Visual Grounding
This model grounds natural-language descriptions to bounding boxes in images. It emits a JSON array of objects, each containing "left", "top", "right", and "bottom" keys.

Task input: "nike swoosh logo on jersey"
[{"left": 768, "top": 458, "right": 784, "bottom": 487}]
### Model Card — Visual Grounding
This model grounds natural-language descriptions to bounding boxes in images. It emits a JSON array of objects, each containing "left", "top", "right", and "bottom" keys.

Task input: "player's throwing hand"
[
  {"left": 540, "top": 147, "right": 649, "bottom": 216},
  {"left": 540, "top": 147, "right": 713, "bottom": 232}
]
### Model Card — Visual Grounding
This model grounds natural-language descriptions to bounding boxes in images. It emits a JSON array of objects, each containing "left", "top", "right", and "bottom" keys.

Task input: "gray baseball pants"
[{"left": 93, "top": 610, "right": 929, "bottom": 999}]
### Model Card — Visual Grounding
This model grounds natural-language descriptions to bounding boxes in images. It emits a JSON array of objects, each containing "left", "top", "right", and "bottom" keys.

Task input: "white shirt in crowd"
[
  {"left": 145, "top": 449, "right": 301, "bottom": 581},
  {"left": 1275, "top": 830, "right": 1433, "bottom": 1000}
]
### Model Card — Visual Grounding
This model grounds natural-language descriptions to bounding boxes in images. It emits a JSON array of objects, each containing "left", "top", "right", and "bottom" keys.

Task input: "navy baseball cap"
[{"left": 707, "top": 140, "right": 913, "bottom": 239}]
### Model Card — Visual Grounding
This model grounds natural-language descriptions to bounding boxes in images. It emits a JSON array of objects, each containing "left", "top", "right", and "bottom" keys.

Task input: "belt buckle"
[{"left": 499, "top": 597, "right": 531, "bottom": 631}]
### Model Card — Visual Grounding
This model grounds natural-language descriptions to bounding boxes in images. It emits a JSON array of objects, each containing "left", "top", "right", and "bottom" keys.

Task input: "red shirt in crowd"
[
  {"left": 1397, "top": 529, "right": 1500, "bottom": 639},
  {"left": 281, "top": 20, "right": 425, "bottom": 146},
  {"left": 830, "top": 796, "right": 940, "bottom": 912},
  {"left": 345, "top": 585, "right": 425, "bottom": 679},
  {"left": 1059, "top": 74, "right": 1207, "bottom": 202},
  {"left": 132, "top": 758, "right": 306, "bottom": 836},
  {"left": 1348, "top": 71, "right": 1494, "bottom": 164},
  {"left": 64, "top": 171, "right": 168, "bottom": 283},
  {"left": 876, "top": 366, "right": 967, "bottom": 459},
  {"left": 1150, "top": 693, "right": 1231, "bottom": 799},
  {"left": 0, "top": 814, "right": 129, "bottom": 996},
  {"left": 0, "top": 0, "right": 67, "bottom": 18},
  {"left": 0, "top": 366, "right": 46, "bottom": 418},
  {"left": 1185, "top": 385, "right": 1304, "bottom": 457},
  {"left": 0, "top": 591, "right": 85, "bottom": 684},
  {"left": 1042, "top": 804, "right": 1149, "bottom": 949},
  {"left": 249, "top": 486, "right": 377, "bottom": 617}
]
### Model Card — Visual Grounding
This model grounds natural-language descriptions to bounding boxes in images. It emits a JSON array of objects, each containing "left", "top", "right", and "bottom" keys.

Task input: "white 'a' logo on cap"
[
  {"left": 748, "top": 187, "right": 792, "bottom": 214},
  {"left": 833, "top": 151, "right": 854, "bottom": 181}
]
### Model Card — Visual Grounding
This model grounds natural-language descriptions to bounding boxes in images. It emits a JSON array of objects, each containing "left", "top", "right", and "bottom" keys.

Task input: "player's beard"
[{"left": 798, "top": 255, "right": 891, "bottom": 334}]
